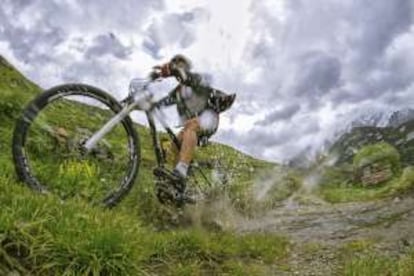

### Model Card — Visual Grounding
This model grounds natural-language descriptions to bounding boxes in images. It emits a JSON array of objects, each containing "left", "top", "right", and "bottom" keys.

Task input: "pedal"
[
  {"left": 154, "top": 167, "right": 193, "bottom": 206},
  {"left": 155, "top": 180, "right": 175, "bottom": 204},
  {"left": 153, "top": 167, "right": 164, "bottom": 177},
  {"left": 175, "top": 192, "right": 196, "bottom": 206},
  {"left": 153, "top": 167, "right": 177, "bottom": 180}
]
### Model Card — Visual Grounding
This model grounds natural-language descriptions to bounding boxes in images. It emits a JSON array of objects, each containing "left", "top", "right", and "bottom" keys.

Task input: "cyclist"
[{"left": 150, "top": 54, "right": 235, "bottom": 199}]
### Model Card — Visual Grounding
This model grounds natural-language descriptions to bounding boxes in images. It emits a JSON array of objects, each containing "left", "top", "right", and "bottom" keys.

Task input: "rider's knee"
[{"left": 183, "top": 119, "right": 200, "bottom": 132}]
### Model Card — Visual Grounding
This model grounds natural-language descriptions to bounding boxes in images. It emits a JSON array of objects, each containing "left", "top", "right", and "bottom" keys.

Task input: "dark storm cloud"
[
  {"left": 0, "top": 2, "right": 66, "bottom": 64},
  {"left": 0, "top": 0, "right": 165, "bottom": 92},
  {"left": 217, "top": 128, "right": 282, "bottom": 157},
  {"left": 85, "top": 33, "right": 132, "bottom": 60},
  {"left": 0, "top": 0, "right": 163, "bottom": 65},
  {"left": 329, "top": 89, "right": 368, "bottom": 104},
  {"left": 0, "top": 6, "right": 7, "bottom": 29},
  {"left": 241, "top": 0, "right": 414, "bottom": 160},
  {"left": 142, "top": 8, "right": 208, "bottom": 59},
  {"left": 76, "top": 0, "right": 164, "bottom": 31},
  {"left": 2, "top": 0, "right": 414, "bottom": 162},
  {"left": 217, "top": 115, "right": 321, "bottom": 159},
  {"left": 257, "top": 103, "right": 301, "bottom": 125},
  {"left": 291, "top": 52, "right": 341, "bottom": 97},
  {"left": 2, "top": 0, "right": 163, "bottom": 32},
  {"left": 347, "top": 0, "right": 412, "bottom": 73},
  {"left": 61, "top": 61, "right": 112, "bottom": 83},
  {"left": 0, "top": 24, "right": 65, "bottom": 64},
  {"left": 249, "top": 0, "right": 413, "bottom": 106}
]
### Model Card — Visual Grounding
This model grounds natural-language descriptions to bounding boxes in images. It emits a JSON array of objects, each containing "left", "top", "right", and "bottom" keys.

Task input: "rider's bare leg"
[{"left": 173, "top": 118, "right": 200, "bottom": 177}]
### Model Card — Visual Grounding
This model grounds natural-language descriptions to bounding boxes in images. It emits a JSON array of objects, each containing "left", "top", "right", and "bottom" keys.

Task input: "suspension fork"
[{"left": 146, "top": 110, "right": 182, "bottom": 167}]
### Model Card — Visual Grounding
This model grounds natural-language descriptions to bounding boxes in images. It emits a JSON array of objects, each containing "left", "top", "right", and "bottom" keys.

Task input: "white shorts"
[
  {"left": 180, "top": 109, "right": 219, "bottom": 135},
  {"left": 198, "top": 109, "right": 219, "bottom": 134}
]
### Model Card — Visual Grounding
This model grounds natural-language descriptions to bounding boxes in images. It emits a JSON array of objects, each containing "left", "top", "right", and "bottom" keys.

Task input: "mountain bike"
[{"left": 12, "top": 78, "right": 228, "bottom": 208}]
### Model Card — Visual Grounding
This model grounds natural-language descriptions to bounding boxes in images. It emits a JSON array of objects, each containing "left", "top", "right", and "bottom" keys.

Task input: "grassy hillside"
[
  {"left": 2, "top": 55, "right": 414, "bottom": 275},
  {"left": 330, "top": 120, "right": 414, "bottom": 166},
  {"left": 317, "top": 140, "right": 414, "bottom": 203},
  {"left": 0, "top": 56, "right": 294, "bottom": 274}
]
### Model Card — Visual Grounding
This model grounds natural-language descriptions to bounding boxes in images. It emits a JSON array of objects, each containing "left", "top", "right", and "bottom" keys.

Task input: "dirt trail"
[
  {"left": 230, "top": 192, "right": 414, "bottom": 275},
  {"left": 238, "top": 194, "right": 414, "bottom": 245}
]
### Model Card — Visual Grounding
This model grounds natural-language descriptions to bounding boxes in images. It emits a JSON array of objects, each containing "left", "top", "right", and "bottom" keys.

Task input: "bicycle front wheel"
[{"left": 12, "top": 84, "right": 140, "bottom": 207}]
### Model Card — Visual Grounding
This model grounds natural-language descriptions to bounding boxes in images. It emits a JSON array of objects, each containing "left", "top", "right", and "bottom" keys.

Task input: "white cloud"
[{"left": 1, "top": 0, "right": 414, "bottom": 162}]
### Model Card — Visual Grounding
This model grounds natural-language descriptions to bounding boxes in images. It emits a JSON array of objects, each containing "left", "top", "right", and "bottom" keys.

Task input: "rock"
[
  {"left": 359, "top": 163, "right": 393, "bottom": 186},
  {"left": 56, "top": 127, "right": 69, "bottom": 138}
]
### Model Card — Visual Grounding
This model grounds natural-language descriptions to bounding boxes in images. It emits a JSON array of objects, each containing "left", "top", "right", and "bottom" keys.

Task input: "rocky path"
[
  {"left": 234, "top": 193, "right": 414, "bottom": 275},
  {"left": 239, "top": 194, "right": 414, "bottom": 244}
]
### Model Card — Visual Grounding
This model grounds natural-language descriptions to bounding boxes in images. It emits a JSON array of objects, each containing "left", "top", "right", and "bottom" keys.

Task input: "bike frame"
[
  {"left": 83, "top": 78, "right": 180, "bottom": 168},
  {"left": 146, "top": 110, "right": 181, "bottom": 167},
  {"left": 82, "top": 78, "right": 213, "bottom": 188}
]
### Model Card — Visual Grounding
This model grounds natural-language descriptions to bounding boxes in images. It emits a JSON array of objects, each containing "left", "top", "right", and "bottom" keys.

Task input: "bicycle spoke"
[{"left": 21, "top": 92, "right": 135, "bottom": 204}]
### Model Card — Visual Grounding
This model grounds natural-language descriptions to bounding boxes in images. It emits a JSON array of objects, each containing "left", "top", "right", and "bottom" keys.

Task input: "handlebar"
[
  {"left": 128, "top": 77, "right": 152, "bottom": 95},
  {"left": 127, "top": 77, "right": 164, "bottom": 112}
]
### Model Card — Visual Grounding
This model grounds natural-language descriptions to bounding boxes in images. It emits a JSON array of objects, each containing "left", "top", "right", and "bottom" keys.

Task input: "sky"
[{"left": 1, "top": 0, "right": 414, "bottom": 162}]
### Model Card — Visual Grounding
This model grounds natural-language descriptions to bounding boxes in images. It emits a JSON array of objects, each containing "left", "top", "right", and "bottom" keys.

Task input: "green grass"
[
  {"left": 0, "top": 56, "right": 291, "bottom": 274},
  {"left": 339, "top": 241, "right": 414, "bottom": 276},
  {"left": 3, "top": 55, "right": 414, "bottom": 274},
  {"left": 353, "top": 142, "right": 401, "bottom": 172},
  {"left": 0, "top": 174, "right": 290, "bottom": 275},
  {"left": 0, "top": 133, "right": 290, "bottom": 274},
  {"left": 0, "top": 56, "right": 273, "bottom": 220},
  {"left": 317, "top": 141, "right": 414, "bottom": 203},
  {"left": 318, "top": 166, "right": 414, "bottom": 203},
  {"left": 0, "top": 57, "right": 39, "bottom": 120}
]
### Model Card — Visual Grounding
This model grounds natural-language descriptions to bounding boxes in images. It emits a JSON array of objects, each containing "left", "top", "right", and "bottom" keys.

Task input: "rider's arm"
[
  {"left": 181, "top": 72, "right": 209, "bottom": 87},
  {"left": 150, "top": 63, "right": 209, "bottom": 88},
  {"left": 155, "top": 88, "right": 178, "bottom": 108}
]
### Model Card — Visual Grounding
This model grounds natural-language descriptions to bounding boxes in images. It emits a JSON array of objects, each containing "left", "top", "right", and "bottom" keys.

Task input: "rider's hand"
[
  {"left": 149, "top": 70, "right": 161, "bottom": 81},
  {"left": 151, "top": 62, "right": 188, "bottom": 83},
  {"left": 151, "top": 63, "right": 172, "bottom": 80}
]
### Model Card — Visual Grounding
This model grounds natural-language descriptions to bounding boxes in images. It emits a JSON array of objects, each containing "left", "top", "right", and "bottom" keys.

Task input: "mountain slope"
[
  {"left": 0, "top": 56, "right": 292, "bottom": 275},
  {"left": 0, "top": 56, "right": 40, "bottom": 118},
  {"left": 330, "top": 120, "right": 414, "bottom": 166},
  {"left": 2, "top": 56, "right": 414, "bottom": 275}
]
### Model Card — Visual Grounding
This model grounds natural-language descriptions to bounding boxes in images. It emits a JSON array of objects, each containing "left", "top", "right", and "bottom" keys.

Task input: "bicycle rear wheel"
[
  {"left": 154, "top": 160, "right": 228, "bottom": 206},
  {"left": 12, "top": 83, "right": 140, "bottom": 207},
  {"left": 186, "top": 160, "right": 229, "bottom": 202}
]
